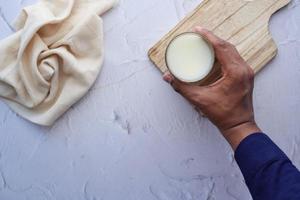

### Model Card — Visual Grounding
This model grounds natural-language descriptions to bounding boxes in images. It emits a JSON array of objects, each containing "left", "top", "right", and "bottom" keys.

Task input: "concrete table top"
[{"left": 0, "top": 0, "right": 299, "bottom": 199}]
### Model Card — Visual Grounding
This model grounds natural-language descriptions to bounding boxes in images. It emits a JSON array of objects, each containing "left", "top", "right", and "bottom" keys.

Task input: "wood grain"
[{"left": 148, "top": 0, "right": 291, "bottom": 84}]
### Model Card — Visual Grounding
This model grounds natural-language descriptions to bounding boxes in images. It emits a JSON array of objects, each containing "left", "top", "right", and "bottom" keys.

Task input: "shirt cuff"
[{"left": 235, "top": 133, "right": 289, "bottom": 183}]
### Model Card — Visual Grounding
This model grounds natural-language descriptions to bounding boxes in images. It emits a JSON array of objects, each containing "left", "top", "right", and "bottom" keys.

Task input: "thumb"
[{"left": 193, "top": 26, "right": 241, "bottom": 73}]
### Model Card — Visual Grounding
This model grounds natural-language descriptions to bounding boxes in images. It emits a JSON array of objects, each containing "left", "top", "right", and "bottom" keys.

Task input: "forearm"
[{"left": 235, "top": 133, "right": 300, "bottom": 200}]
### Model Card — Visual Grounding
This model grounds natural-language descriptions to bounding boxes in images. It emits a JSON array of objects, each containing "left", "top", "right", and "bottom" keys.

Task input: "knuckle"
[
  {"left": 229, "top": 67, "right": 248, "bottom": 81},
  {"left": 227, "top": 64, "right": 240, "bottom": 76},
  {"left": 201, "top": 28, "right": 210, "bottom": 35},
  {"left": 235, "top": 68, "right": 255, "bottom": 91},
  {"left": 186, "top": 90, "right": 199, "bottom": 101},
  {"left": 241, "top": 66, "right": 254, "bottom": 81},
  {"left": 215, "top": 40, "right": 229, "bottom": 49},
  {"left": 247, "top": 67, "right": 255, "bottom": 81},
  {"left": 193, "top": 93, "right": 203, "bottom": 103},
  {"left": 186, "top": 91, "right": 204, "bottom": 105}
]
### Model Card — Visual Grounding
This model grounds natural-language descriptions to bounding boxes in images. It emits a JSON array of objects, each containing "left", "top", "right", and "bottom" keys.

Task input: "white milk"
[{"left": 166, "top": 33, "right": 215, "bottom": 83}]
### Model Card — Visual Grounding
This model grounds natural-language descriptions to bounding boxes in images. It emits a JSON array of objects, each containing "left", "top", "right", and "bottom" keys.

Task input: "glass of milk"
[{"left": 165, "top": 32, "right": 215, "bottom": 84}]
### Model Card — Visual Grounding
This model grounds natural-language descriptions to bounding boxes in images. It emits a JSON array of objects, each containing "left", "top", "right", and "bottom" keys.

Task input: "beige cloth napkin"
[{"left": 0, "top": 0, "right": 115, "bottom": 126}]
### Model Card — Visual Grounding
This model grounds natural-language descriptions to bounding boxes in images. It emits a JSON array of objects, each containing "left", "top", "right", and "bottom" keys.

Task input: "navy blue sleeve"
[{"left": 235, "top": 133, "right": 300, "bottom": 200}]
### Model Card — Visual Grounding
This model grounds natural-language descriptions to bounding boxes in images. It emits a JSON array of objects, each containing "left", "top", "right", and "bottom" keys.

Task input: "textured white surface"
[{"left": 0, "top": 0, "right": 299, "bottom": 199}]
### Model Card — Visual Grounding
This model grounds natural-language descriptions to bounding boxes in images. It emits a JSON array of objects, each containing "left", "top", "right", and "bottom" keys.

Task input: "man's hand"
[{"left": 163, "top": 27, "right": 261, "bottom": 150}]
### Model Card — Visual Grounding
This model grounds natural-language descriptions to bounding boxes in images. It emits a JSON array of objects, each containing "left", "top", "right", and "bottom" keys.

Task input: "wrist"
[{"left": 222, "top": 121, "right": 261, "bottom": 150}]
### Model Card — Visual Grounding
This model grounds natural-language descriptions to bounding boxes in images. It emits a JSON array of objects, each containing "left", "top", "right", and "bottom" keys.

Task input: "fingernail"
[{"left": 163, "top": 74, "right": 173, "bottom": 83}]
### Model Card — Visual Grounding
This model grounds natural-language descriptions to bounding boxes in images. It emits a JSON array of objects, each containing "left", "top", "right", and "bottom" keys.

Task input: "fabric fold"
[{"left": 0, "top": 0, "right": 116, "bottom": 126}]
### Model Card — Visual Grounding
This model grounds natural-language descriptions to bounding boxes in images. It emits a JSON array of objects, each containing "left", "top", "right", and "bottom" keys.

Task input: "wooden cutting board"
[{"left": 148, "top": 0, "right": 290, "bottom": 83}]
